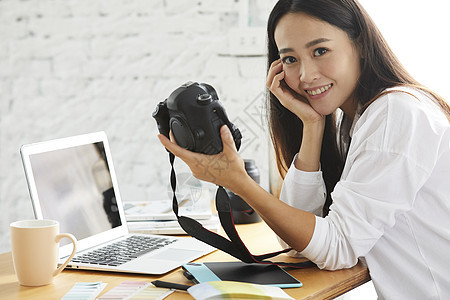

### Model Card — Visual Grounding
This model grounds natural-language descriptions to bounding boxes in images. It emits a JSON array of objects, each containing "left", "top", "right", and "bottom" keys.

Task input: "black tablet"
[{"left": 182, "top": 261, "right": 302, "bottom": 288}]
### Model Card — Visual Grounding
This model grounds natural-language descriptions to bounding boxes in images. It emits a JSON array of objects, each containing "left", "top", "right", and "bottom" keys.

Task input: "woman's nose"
[{"left": 299, "top": 60, "right": 320, "bottom": 84}]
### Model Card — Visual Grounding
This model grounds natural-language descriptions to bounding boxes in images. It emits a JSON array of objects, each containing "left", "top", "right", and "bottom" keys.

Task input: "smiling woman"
[
  {"left": 263, "top": 1, "right": 450, "bottom": 299},
  {"left": 273, "top": 12, "right": 362, "bottom": 118}
]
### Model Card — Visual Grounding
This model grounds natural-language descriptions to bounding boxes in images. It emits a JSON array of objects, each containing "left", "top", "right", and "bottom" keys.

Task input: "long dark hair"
[{"left": 266, "top": 0, "right": 450, "bottom": 216}]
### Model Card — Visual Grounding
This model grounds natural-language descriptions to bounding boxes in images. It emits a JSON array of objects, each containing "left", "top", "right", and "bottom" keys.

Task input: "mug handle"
[{"left": 53, "top": 233, "right": 77, "bottom": 277}]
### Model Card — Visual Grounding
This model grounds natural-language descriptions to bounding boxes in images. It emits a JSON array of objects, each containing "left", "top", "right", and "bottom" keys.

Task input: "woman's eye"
[
  {"left": 313, "top": 48, "right": 328, "bottom": 57},
  {"left": 281, "top": 56, "right": 297, "bottom": 64}
]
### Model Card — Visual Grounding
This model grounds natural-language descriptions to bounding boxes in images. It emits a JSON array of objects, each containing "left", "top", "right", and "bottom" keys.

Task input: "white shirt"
[{"left": 278, "top": 87, "right": 450, "bottom": 299}]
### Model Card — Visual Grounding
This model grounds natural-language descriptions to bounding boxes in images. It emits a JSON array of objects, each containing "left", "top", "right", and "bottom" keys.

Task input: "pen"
[{"left": 151, "top": 280, "right": 192, "bottom": 291}]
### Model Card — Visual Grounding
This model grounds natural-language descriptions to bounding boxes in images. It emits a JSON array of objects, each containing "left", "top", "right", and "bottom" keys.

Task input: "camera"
[{"left": 153, "top": 82, "right": 242, "bottom": 155}]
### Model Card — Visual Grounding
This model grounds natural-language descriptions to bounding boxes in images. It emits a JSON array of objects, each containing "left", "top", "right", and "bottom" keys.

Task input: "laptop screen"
[{"left": 27, "top": 141, "right": 121, "bottom": 245}]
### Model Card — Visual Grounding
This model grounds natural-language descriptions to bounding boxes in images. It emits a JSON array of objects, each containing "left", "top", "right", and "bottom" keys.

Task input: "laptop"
[{"left": 20, "top": 131, "right": 215, "bottom": 275}]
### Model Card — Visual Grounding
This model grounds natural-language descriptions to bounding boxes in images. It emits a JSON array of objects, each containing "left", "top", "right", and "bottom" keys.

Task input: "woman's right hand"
[{"left": 266, "top": 59, "right": 324, "bottom": 126}]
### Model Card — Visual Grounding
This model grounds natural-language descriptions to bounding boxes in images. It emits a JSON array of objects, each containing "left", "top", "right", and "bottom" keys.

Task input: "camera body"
[{"left": 153, "top": 82, "right": 242, "bottom": 155}]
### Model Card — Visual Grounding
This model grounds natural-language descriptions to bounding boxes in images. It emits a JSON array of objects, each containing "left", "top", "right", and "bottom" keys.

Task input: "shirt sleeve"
[
  {"left": 277, "top": 154, "right": 327, "bottom": 255},
  {"left": 301, "top": 151, "right": 429, "bottom": 269},
  {"left": 300, "top": 91, "right": 439, "bottom": 270},
  {"left": 279, "top": 154, "right": 327, "bottom": 216}
]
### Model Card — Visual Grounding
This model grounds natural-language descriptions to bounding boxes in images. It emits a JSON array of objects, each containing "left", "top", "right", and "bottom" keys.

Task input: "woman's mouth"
[{"left": 305, "top": 84, "right": 333, "bottom": 96}]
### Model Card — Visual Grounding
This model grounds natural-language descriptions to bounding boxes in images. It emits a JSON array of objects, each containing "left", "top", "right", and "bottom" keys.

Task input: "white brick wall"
[{"left": 0, "top": 0, "right": 277, "bottom": 252}]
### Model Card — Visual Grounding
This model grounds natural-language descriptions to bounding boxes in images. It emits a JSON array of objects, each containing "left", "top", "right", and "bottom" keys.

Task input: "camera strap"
[{"left": 168, "top": 152, "right": 315, "bottom": 268}]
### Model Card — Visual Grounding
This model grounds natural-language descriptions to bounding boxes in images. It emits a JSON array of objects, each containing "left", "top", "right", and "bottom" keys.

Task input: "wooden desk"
[{"left": 0, "top": 221, "right": 370, "bottom": 299}]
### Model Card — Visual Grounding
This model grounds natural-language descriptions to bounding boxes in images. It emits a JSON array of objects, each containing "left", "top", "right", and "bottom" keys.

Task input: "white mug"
[{"left": 10, "top": 219, "right": 77, "bottom": 286}]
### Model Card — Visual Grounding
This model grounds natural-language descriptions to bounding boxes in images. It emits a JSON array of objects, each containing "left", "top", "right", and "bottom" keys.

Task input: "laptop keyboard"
[{"left": 71, "top": 235, "right": 176, "bottom": 267}]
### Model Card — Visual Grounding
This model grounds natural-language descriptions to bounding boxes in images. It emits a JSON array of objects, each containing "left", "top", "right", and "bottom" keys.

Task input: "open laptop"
[{"left": 20, "top": 131, "right": 215, "bottom": 275}]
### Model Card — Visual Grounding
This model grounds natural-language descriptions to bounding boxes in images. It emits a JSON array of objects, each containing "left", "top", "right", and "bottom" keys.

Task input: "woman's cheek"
[{"left": 283, "top": 69, "right": 299, "bottom": 92}]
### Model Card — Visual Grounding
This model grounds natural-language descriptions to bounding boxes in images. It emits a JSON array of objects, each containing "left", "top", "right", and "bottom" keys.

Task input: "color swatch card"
[
  {"left": 62, "top": 282, "right": 107, "bottom": 300},
  {"left": 98, "top": 281, "right": 174, "bottom": 300}
]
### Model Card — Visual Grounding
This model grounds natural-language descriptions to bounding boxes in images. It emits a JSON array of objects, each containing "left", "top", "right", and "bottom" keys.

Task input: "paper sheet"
[{"left": 97, "top": 281, "right": 174, "bottom": 300}]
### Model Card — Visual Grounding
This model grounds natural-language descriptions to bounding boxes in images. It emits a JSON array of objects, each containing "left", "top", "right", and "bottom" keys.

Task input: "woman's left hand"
[{"left": 157, "top": 125, "right": 247, "bottom": 191}]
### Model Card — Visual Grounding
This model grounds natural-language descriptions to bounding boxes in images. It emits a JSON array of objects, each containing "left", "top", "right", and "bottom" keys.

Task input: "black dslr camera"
[{"left": 153, "top": 82, "right": 242, "bottom": 155}]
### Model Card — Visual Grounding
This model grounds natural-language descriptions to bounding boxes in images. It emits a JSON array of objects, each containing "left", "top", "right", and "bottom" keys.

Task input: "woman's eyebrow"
[
  {"left": 278, "top": 38, "right": 331, "bottom": 55},
  {"left": 278, "top": 48, "right": 294, "bottom": 55},
  {"left": 305, "top": 38, "right": 331, "bottom": 48}
]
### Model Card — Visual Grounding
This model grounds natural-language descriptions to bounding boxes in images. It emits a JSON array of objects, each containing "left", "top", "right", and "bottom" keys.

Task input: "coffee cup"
[{"left": 10, "top": 219, "right": 77, "bottom": 286}]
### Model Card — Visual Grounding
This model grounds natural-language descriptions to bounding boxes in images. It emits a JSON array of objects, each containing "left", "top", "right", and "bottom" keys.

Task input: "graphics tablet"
[{"left": 182, "top": 261, "right": 302, "bottom": 288}]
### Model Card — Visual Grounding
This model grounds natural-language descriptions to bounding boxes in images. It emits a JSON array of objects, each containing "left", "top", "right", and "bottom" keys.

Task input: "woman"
[{"left": 158, "top": 0, "right": 450, "bottom": 298}]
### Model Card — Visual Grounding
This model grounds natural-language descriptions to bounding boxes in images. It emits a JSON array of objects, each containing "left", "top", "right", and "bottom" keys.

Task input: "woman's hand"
[
  {"left": 266, "top": 59, "right": 324, "bottom": 126},
  {"left": 158, "top": 125, "right": 248, "bottom": 192},
  {"left": 267, "top": 59, "right": 325, "bottom": 172}
]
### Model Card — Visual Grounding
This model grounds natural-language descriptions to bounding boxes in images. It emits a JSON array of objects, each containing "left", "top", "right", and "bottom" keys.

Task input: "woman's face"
[{"left": 274, "top": 12, "right": 361, "bottom": 117}]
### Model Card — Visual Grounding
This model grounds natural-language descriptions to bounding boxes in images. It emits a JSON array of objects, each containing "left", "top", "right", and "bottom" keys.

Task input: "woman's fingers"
[
  {"left": 269, "top": 70, "right": 286, "bottom": 99},
  {"left": 157, "top": 125, "right": 243, "bottom": 187},
  {"left": 266, "top": 59, "right": 282, "bottom": 89},
  {"left": 160, "top": 126, "right": 237, "bottom": 158},
  {"left": 157, "top": 133, "right": 192, "bottom": 162},
  {"left": 220, "top": 125, "right": 238, "bottom": 153},
  {"left": 266, "top": 59, "right": 290, "bottom": 102}
]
